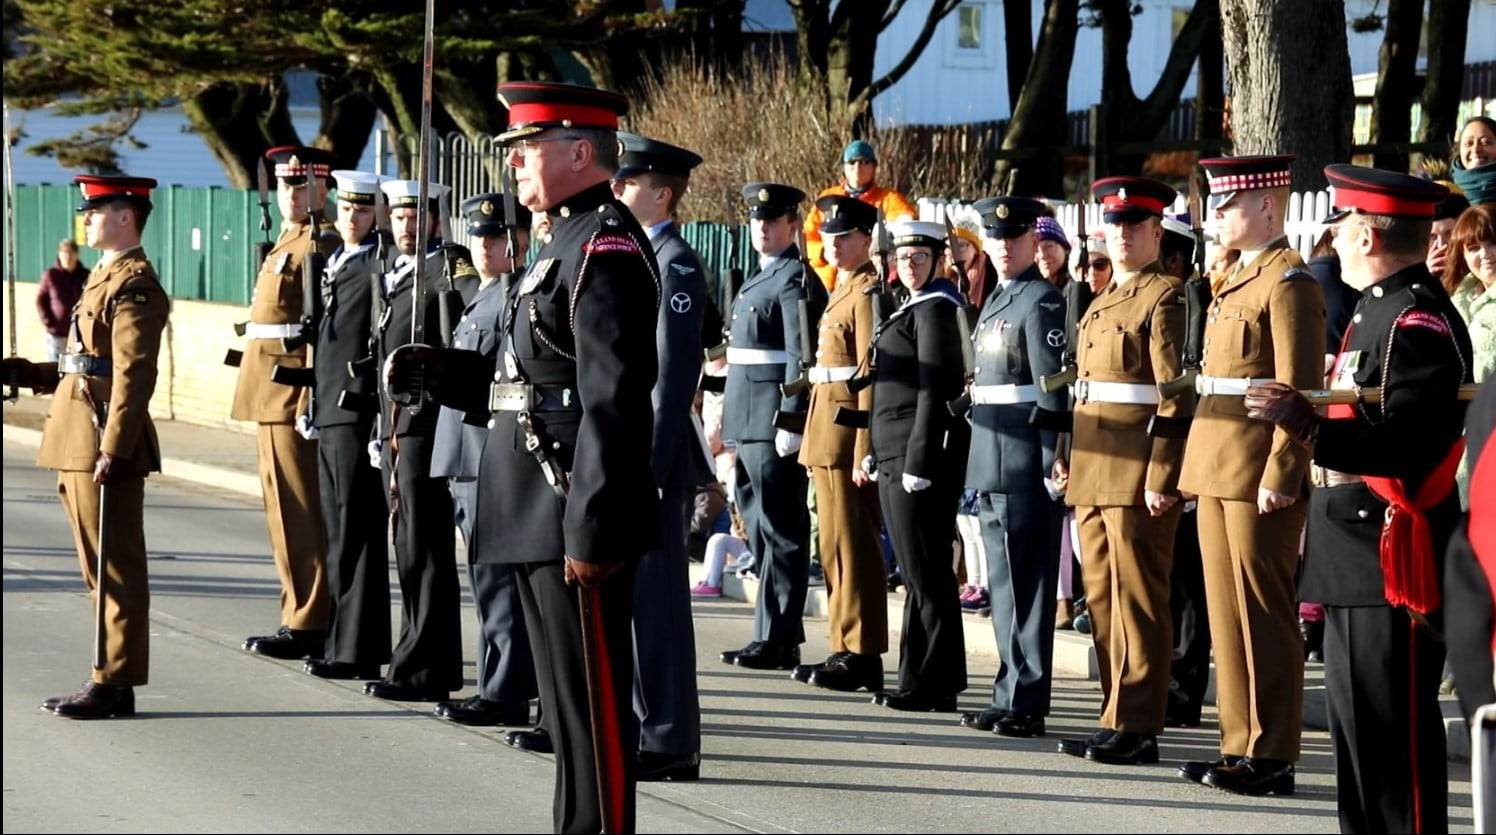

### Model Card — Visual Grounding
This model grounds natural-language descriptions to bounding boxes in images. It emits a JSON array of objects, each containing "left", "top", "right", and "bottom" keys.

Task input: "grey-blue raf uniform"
[
  {"left": 429, "top": 193, "right": 538, "bottom": 717},
  {"left": 614, "top": 134, "right": 709, "bottom": 767},
  {"left": 964, "top": 197, "right": 1067, "bottom": 727},
  {"left": 721, "top": 183, "right": 826, "bottom": 653}
]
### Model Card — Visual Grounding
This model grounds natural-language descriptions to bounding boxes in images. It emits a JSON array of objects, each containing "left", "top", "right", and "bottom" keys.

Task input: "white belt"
[
  {"left": 808, "top": 365, "right": 858, "bottom": 384},
  {"left": 1072, "top": 380, "right": 1159, "bottom": 405},
  {"left": 969, "top": 383, "right": 1039, "bottom": 405},
  {"left": 726, "top": 347, "right": 789, "bottom": 365},
  {"left": 1196, "top": 375, "right": 1275, "bottom": 396},
  {"left": 243, "top": 323, "right": 304, "bottom": 340}
]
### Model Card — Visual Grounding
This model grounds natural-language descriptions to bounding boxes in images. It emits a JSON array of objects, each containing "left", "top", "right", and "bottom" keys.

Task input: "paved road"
[{"left": 1, "top": 436, "right": 1476, "bottom": 833}]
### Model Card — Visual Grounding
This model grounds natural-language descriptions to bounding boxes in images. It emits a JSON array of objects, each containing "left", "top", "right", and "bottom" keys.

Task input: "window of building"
[
  {"left": 958, "top": 4, "right": 982, "bottom": 50},
  {"left": 946, "top": 2, "right": 996, "bottom": 69}
]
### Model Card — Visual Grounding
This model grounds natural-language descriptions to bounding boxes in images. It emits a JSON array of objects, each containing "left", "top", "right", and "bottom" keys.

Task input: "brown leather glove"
[{"left": 1244, "top": 381, "right": 1320, "bottom": 448}]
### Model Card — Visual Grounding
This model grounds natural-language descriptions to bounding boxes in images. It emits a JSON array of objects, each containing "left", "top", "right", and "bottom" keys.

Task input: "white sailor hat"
[
  {"left": 888, "top": 219, "right": 948, "bottom": 249},
  {"left": 379, "top": 179, "right": 452, "bottom": 209},
  {"left": 332, "top": 170, "right": 386, "bottom": 205}
]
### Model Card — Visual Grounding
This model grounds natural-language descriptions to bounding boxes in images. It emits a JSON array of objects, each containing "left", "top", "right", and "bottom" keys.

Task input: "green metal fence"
[{"left": 4, "top": 185, "right": 756, "bottom": 310}]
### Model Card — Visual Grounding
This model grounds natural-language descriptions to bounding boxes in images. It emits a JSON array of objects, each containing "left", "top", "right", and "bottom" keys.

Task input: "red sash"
[
  {"left": 1361, "top": 440, "right": 1464, "bottom": 614},
  {"left": 1469, "top": 435, "right": 1496, "bottom": 650}
]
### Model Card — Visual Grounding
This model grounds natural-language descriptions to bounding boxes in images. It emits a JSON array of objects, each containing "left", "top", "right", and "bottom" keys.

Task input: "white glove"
[
  {"left": 902, "top": 473, "right": 932, "bottom": 493},
  {"left": 774, "top": 429, "right": 803, "bottom": 458},
  {"left": 295, "top": 413, "right": 320, "bottom": 441},
  {"left": 367, "top": 439, "right": 383, "bottom": 469},
  {"left": 861, "top": 454, "right": 878, "bottom": 482},
  {"left": 1043, "top": 476, "right": 1065, "bottom": 501}
]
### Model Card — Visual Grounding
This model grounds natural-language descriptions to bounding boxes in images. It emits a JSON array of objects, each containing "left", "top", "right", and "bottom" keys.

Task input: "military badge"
[
  {"left": 669, "top": 292, "right": 692, "bottom": 314},
  {"left": 996, "top": 204, "right": 1009, "bottom": 219},
  {"left": 518, "top": 258, "right": 557, "bottom": 295}
]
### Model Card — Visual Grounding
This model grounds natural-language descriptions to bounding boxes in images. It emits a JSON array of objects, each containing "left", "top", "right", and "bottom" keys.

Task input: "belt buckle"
[
  {"left": 1073, "top": 380, "right": 1089, "bottom": 403},
  {"left": 490, "top": 382, "right": 532, "bottom": 412}
]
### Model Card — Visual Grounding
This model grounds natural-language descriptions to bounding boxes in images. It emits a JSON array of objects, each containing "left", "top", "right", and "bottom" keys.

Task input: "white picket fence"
[{"left": 917, "top": 190, "right": 1338, "bottom": 266}]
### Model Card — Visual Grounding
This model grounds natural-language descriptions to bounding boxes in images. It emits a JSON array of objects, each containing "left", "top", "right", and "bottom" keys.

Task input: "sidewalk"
[{"left": 1, "top": 392, "right": 1470, "bottom": 761}]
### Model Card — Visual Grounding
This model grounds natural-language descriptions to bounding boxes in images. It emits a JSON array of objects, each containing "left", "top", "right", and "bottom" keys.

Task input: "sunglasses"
[{"left": 1089, "top": 259, "right": 1111, "bottom": 270}]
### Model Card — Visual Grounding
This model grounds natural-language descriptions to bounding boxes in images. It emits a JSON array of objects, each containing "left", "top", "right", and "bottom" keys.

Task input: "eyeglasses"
[
  {"left": 509, "top": 135, "right": 582, "bottom": 157},
  {"left": 894, "top": 252, "right": 931, "bottom": 266},
  {"left": 1089, "top": 259, "right": 1111, "bottom": 270}
]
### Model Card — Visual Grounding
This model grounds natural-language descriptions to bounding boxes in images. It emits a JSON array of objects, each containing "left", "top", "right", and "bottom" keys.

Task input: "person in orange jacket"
[{"left": 804, "top": 140, "right": 917, "bottom": 291}]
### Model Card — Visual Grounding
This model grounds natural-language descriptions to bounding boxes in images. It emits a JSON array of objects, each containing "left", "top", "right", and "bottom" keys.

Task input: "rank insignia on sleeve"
[
  {"left": 670, "top": 263, "right": 697, "bottom": 275},
  {"left": 669, "top": 292, "right": 693, "bottom": 314},
  {"left": 1039, "top": 301, "right": 1061, "bottom": 311},
  {"left": 1394, "top": 310, "right": 1451, "bottom": 336},
  {"left": 583, "top": 233, "right": 642, "bottom": 255},
  {"left": 1046, "top": 329, "right": 1064, "bottom": 348}
]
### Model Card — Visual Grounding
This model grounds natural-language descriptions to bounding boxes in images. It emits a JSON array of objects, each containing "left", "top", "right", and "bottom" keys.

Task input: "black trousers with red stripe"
[
  {"left": 518, "top": 560, "right": 640, "bottom": 834},
  {"left": 1324, "top": 604, "right": 1447, "bottom": 834}
]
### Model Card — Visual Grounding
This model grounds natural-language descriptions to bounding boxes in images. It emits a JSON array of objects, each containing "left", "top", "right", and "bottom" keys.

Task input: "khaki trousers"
[
  {"left": 58, "top": 471, "right": 150, "bottom": 686},
  {"left": 256, "top": 423, "right": 328, "bottom": 629},
  {"left": 811, "top": 466, "right": 887, "bottom": 654}
]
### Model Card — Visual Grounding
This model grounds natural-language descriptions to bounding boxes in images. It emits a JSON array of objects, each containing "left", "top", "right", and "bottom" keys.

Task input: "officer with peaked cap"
[
  {"left": 956, "top": 196, "right": 1068, "bottom": 735},
  {"left": 790, "top": 194, "right": 890, "bottom": 695},
  {"left": 1245, "top": 166, "right": 1471, "bottom": 827},
  {"left": 611, "top": 132, "right": 709, "bottom": 780},
  {"left": 865, "top": 219, "right": 971, "bottom": 711},
  {"left": 385, "top": 81, "right": 661, "bottom": 834},
  {"left": 1055, "top": 176, "right": 1192, "bottom": 767},
  {"left": 3, "top": 175, "right": 168, "bottom": 718},
  {"left": 302, "top": 169, "right": 396, "bottom": 679},
  {"left": 236, "top": 145, "right": 336, "bottom": 663},
  {"left": 719, "top": 182, "right": 826, "bottom": 674},
  {"left": 429, "top": 192, "right": 538, "bottom": 728},
  {"left": 1174, "top": 155, "right": 1327, "bottom": 793}
]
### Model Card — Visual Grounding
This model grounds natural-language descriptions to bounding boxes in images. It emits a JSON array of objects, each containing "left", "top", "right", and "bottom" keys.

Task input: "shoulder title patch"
[
  {"left": 1394, "top": 310, "right": 1451, "bottom": 336},
  {"left": 584, "top": 233, "right": 642, "bottom": 255}
]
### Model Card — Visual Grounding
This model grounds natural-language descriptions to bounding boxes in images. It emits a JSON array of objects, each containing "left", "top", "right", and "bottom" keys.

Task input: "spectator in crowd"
[
  {"left": 692, "top": 508, "right": 752, "bottom": 598},
  {"left": 803, "top": 139, "right": 916, "bottom": 291},
  {"left": 35, "top": 238, "right": 90, "bottom": 362},
  {"left": 947, "top": 206, "right": 998, "bottom": 308},
  {"left": 1444, "top": 202, "right": 1496, "bottom": 507},
  {"left": 1452, "top": 115, "right": 1496, "bottom": 206},
  {"left": 1034, "top": 216, "right": 1073, "bottom": 289},
  {"left": 1081, "top": 231, "right": 1113, "bottom": 293},
  {"left": 1427, "top": 191, "right": 1472, "bottom": 278}
]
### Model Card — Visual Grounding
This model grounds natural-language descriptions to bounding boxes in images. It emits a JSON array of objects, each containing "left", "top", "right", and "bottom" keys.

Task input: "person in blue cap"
[
  {"left": 610, "top": 132, "right": 709, "bottom": 781},
  {"left": 803, "top": 139, "right": 916, "bottom": 292}
]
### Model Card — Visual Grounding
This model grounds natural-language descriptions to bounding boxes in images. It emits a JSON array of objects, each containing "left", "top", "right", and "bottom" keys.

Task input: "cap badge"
[
  {"left": 1117, "top": 188, "right": 1128, "bottom": 202},
  {"left": 829, "top": 204, "right": 840, "bottom": 218},
  {"left": 995, "top": 204, "right": 1009, "bottom": 219},
  {"left": 758, "top": 188, "right": 771, "bottom": 203},
  {"left": 480, "top": 200, "right": 494, "bottom": 216},
  {"left": 288, "top": 154, "right": 301, "bottom": 170}
]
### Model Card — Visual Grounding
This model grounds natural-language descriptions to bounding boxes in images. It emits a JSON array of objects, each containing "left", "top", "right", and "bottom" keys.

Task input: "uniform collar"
[
  {"left": 546, "top": 181, "right": 614, "bottom": 220},
  {"left": 645, "top": 218, "right": 674, "bottom": 240},
  {"left": 1361, "top": 260, "right": 1432, "bottom": 301}
]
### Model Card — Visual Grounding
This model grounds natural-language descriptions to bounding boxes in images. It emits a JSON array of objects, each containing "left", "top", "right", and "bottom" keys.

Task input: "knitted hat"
[{"left": 1034, "top": 216, "right": 1071, "bottom": 250}]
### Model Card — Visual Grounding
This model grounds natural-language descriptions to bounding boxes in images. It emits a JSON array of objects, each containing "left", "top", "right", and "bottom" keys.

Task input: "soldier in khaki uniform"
[
  {"left": 234, "top": 146, "right": 336, "bottom": 660},
  {"left": 1055, "top": 177, "right": 1191, "bottom": 766},
  {"left": 1175, "top": 156, "right": 1326, "bottom": 795},
  {"left": 6, "top": 175, "right": 169, "bottom": 718},
  {"left": 795, "top": 195, "right": 889, "bottom": 693}
]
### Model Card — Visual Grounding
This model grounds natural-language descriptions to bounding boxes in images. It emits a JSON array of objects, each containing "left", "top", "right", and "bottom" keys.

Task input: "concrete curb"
[{"left": 2, "top": 423, "right": 262, "bottom": 498}]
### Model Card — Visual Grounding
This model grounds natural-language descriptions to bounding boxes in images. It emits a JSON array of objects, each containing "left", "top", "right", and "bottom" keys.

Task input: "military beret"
[
  {"left": 1091, "top": 177, "right": 1176, "bottom": 223},
  {"left": 817, "top": 195, "right": 878, "bottom": 236},
  {"left": 888, "top": 219, "right": 947, "bottom": 250},
  {"left": 742, "top": 182, "right": 806, "bottom": 220},
  {"left": 615, "top": 133, "right": 703, "bottom": 181},
  {"left": 1199, "top": 154, "right": 1295, "bottom": 209},
  {"left": 460, "top": 192, "right": 532, "bottom": 237},
  {"left": 972, "top": 196, "right": 1044, "bottom": 239},
  {"left": 331, "top": 170, "right": 385, "bottom": 206},
  {"left": 380, "top": 179, "right": 451, "bottom": 210},
  {"left": 495, "top": 82, "right": 629, "bottom": 144},
  {"left": 75, "top": 175, "right": 157, "bottom": 211},
  {"left": 1323, "top": 164, "right": 1450, "bottom": 222},
  {"left": 265, "top": 146, "right": 335, "bottom": 186}
]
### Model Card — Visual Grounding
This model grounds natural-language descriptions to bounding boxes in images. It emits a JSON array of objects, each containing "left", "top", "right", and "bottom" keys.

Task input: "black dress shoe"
[
  {"left": 732, "top": 642, "right": 801, "bottom": 671},
  {"left": 1058, "top": 728, "right": 1117, "bottom": 758},
  {"left": 435, "top": 696, "right": 529, "bottom": 727},
  {"left": 1202, "top": 757, "right": 1295, "bottom": 796},
  {"left": 363, "top": 679, "right": 450, "bottom": 702},
  {"left": 51, "top": 681, "right": 135, "bottom": 719},
  {"left": 42, "top": 681, "right": 92, "bottom": 712},
  {"left": 994, "top": 712, "right": 1046, "bottom": 738},
  {"left": 244, "top": 626, "right": 325, "bottom": 660},
  {"left": 809, "top": 653, "right": 883, "bottom": 692},
  {"left": 505, "top": 727, "right": 553, "bottom": 753},
  {"left": 637, "top": 751, "right": 700, "bottom": 782},
  {"left": 873, "top": 689, "right": 958, "bottom": 712},
  {"left": 792, "top": 652, "right": 846, "bottom": 684},
  {"left": 720, "top": 641, "right": 762, "bottom": 666},
  {"left": 304, "top": 660, "right": 382, "bottom": 680},
  {"left": 1084, "top": 732, "right": 1159, "bottom": 765},
  {"left": 1179, "top": 755, "right": 1244, "bottom": 784},
  {"left": 960, "top": 707, "right": 1009, "bottom": 731}
]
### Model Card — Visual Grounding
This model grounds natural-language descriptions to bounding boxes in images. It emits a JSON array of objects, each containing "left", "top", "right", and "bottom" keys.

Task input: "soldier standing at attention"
[
  {"left": 868, "top": 220, "right": 970, "bottom": 712},
  {"left": 610, "top": 133, "right": 708, "bottom": 781},
  {"left": 1055, "top": 177, "right": 1191, "bottom": 766},
  {"left": 1175, "top": 155, "right": 1326, "bottom": 793},
  {"left": 793, "top": 195, "right": 888, "bottom": 693},
  {"left": 428, "top": 192, "right": 538, "bottom": 728},
  {"left": 719, "top": 183, "right": 824, "bottom": 672},
  {"left": 1246, "top": 167, "right": 1471, "bottom": 830},
  {"left": 386, "top": 82, "right": 662, "bottom": 833},
  {"left": 6, "top": 175, "right": 168, "bottom": 718},
  {"left": 237, "top": 146, "right": 335, "bottom": 662},
  {"left": 956, "top": 197, "right": 1067, "bottom": 736}
]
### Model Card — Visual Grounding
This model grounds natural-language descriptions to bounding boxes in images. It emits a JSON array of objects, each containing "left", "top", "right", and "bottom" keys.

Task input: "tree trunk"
[
  {"left": 1370, "top": 0, "right": 1424, "bottom": 172},
  {"left": 181, "top": 81, "right": 292, "bottom": 189},
  {"left": 677, "top": 0, "right": 746, "bottom": 75},
  {"left": 1220, "top": 0, "right": 1352, "bottom": 190},
  {"left": 823, "top": 0, "right": 888, "bottom": 134},
  {"left": 996, "top": 0, "right": 1080, "bottom": 198},
  {"left": 1418, "top": 0, "right": 1472, "bottom": 154},
  {"left": 1002, "top": 0, "right": 1033, "bottom": 115},
  {"left": 313, "top": 72, "right": 378, "bottom": 170}
]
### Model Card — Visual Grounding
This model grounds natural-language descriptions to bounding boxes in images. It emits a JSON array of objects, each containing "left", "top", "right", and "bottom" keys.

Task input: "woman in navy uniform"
[
  {"left": 867, "top": 220, "right": 971, "bottom": 712},
  {"left": 1246, "top": 166, "right": 1473, "bottom": 828}
]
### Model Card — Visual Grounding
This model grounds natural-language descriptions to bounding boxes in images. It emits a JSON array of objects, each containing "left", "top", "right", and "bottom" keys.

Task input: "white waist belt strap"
[
  {"left": 969, "top": 383, "right": 1039, "bottom": 405},
  {"left": 1196, "top": 375, "right": 1275, "bottom": 396},
  {"left": 244, "top": 323, "right": 304, "bottom": 340},
  {"left": 726, "top": 347, "right": 789, "bottom": 365},
  {"left": 808, "top": 365, "right": 858, "bottom": 384},
  {"left": 1073, "top": 380, "right": 1160, "bottom": 405}
]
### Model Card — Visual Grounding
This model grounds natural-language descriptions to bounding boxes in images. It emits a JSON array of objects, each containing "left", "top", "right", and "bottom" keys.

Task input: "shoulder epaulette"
[{"left": 1282, "top": 266, "right": 1314, "bottom": 282}]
